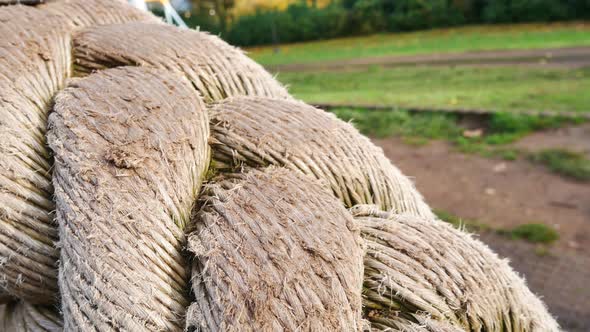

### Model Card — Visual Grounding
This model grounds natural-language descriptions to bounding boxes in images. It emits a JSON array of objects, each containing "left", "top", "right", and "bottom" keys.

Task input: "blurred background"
[{"left": 144, "top": 1, "right": 590, "bottom": 330}]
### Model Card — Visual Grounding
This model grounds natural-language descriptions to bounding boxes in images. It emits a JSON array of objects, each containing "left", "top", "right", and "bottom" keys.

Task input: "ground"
[
  {"left": 515, "top": 123, "right": 590, "bottom": 158},
  {"left": 260, "top": 25, "right": 590, "bottom": 115},
  {"left": 248, "top": 22, "right": 590, "bottom": 66},
  {"left": 279, "top": 65, "right": 590, "bottom": 114},
  {"left": 270, "top": 46, "right": 590, "bottom": 71}
]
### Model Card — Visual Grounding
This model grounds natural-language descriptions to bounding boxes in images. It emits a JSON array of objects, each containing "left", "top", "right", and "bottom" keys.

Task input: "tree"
[{"left": 189, "top": 0, "right": 236, "bottom": 33}]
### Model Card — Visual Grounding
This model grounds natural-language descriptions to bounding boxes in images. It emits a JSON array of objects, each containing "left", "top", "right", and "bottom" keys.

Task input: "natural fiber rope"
[
  {"left": 0, "top": 5, "right": 67, "bottom": 304},
  {"left": 209, "top": 96, "right": 434, "bottom": 218},
  {"left": 47, "top": 66, "right": 209, "bottom": 331},
  {"left": 0, "top": 0, "right": 157, "bottom": 304},
  {"left": 72, "top": 22, "right": 290, "bottom": 102},
  {"left": 39, "top": 0, "right": 161, "bottom": 28},
  {"left": 0, "top": 301, "right": 61, "bottom": 331},
  {"left": 0, "top": 1, "right": 44, "bottom": 5},
  {"left": 351, "top": 205, "right": 560, "bottom": 331},
  {"left": 186, "top": 167, "right": 364, "bottom": 331},
  {"left": 370, "top": 314, "right": 463, "bottom": 332},
  {"left": 0, "top": 1, "right": 560, "bottom": 331}
]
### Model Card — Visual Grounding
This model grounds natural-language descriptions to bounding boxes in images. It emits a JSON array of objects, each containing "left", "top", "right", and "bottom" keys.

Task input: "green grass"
[
  {"left": 280, "top": 66, "right": 590, "bottom": 114},
  {"left": 454, "top": 112, "right": 581, "bottom": 159},
  {"left": 529, "top": 149, "right": 590, "bottom": 181},
  {"left": 332, "top": 108, "right": 461, "bottom": 139},
  {"left": 332, "top": 108, "right": 583, "bottom": 161},
  {"left": 332, "top": 108, "right": 575, "bottom": 141},
  {"left": 500, "top": 223, "right": 560, "bottom": 244},
  {"left": 334, "top": 108, "right": 590, "bottom": 180},
  {"left": 435, "top": 210, "right": 559, "bottom": 244},
  {"left": 249, "top": 23, "right": 590, "bottom": 66}
]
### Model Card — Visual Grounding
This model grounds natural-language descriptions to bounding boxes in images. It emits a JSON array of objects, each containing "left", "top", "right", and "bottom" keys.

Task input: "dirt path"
[
  {"left": 270, "top": 46, "right": 590, "bottom": 72},
  {"left": 513, "top": 122, "right": 590, "bottom": 158},
  {"left": 372, "top": 136, "right": 590, "bottom": 330},
  {"left": 374, "top": 137, "right": 590, "bottom": 253}
]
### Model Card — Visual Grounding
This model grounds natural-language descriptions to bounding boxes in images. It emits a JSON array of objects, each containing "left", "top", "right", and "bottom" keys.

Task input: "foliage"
[
  {"left": 529, "top": 149, "right": 590, "bottom": 181},
  {"left": 225, "top": 3, "right": 348, "bottom": 46},
  {"left": 231, "top": 0, "right": 332, "bottom": 16},
  {"left": 182, "top": 0, "right": 590, "bottom": 46},
  {"left": 186, "top": 0, "right": 235, "bottom": 33},
  {"left": 389, "top": 0, "right": 470, "bottom": 31},
  {"left": 483, "top": 0, "right": 569, "bottom": 23}
]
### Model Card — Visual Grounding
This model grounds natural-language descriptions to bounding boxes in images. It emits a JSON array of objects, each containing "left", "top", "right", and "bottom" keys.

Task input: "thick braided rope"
[
  {"left": 72, "top": 22, "right": 290, "bottom": 102},
  {"left": 0, "top": 301, "right": 61, "bottom": 331},
  {"left": 0, "top": 0, "right": 157, "bottom": 304},
  {"left": 0, "top": 5, "right": 67, "bottom": 304},
  {"left": 370, "top": 314, "right": 463, "bottom": 332},
  {"left": 186, "top": 167, "right": 364, "bottom": 331},
  {"left": 47, "top": 66, "right": 209, "bottom": 331},
  {"left": 350, "top": 205, "right": 560, "bottom": 331},
  {"left": 209, "top": 96, "right": 434, "bottom": 217},
  {"left": 0, "top": 1, "right": 561, "bottom": 331},
  {"left": 39, "top": 0, "right": 161, "bottom": 28},
  {"left": 0, "top": 1, "right": 44, "bottom": 5}
]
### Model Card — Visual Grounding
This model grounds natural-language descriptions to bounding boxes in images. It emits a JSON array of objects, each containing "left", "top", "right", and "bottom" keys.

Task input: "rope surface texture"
[{"left": 0, "top": 1, "right": 560, "bottom": 331}]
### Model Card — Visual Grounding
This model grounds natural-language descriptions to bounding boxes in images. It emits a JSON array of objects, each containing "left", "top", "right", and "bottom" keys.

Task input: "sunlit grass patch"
[{"left": 250, "top": 22, "right": 590, "bottom": 66}]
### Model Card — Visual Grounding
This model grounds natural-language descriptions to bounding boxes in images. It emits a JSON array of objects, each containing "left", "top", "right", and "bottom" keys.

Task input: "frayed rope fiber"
[
  {"left": 209, "top": 96, "right": 434, "bottom": 218},
  {"left": 48, "top": 66, "right": 209, "bottom": 331},
  {"left": 186, "top": 167, "right": 364, "bottom": 331},
  {"left": 0, "top": 0, "right": 560, "bottom": 331},
  {"left": 72, "top": 22, "right": 290, "bottom": 102},
  {"left": 0, "top": 301, "right": 61, "bottom": 331},
  {"left": 351, "top": 205, "right": 560, "bottom": 331},
  {"left": 0, "top": 0, "right": 158, "bottom": 305}
]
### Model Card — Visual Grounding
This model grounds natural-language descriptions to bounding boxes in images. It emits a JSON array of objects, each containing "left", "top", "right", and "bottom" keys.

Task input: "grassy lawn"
[
  {"left": 248, "top": 22, "right": 590, "bottom": 66},
  {"left": 330, "top": 107, "right": 588, "bottom": 179},
  {"left": 279, "top": 66, "right": 590, "bottom": 113}
]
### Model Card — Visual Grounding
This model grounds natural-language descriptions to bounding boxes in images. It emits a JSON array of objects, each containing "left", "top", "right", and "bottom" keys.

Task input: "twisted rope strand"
[
  {"left": 72, "top": 22, "right": 289, "bottom": 102},
  {"left": 209, "top": 96, "right": 434, "bottom": 218},
  {"left": 0, "top": 0, "right": 160, "bottom": 305},
  {"left": 186, "top": 167, "right": 364, "bottom": 331},
  {"left": 48, "top": 66, "right": 209, "bottom": 331},
  {"left": 352, "top": 207, "right": 560, "bottom": 331}
]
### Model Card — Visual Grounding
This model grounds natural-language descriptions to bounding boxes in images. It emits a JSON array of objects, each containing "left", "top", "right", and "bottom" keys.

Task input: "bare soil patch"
[
  {"left": 374, "top": 137, "right": 590, "bottom": 253},
  {"left": 513, "top": 122, "right": 590, "bottom": 158}
]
